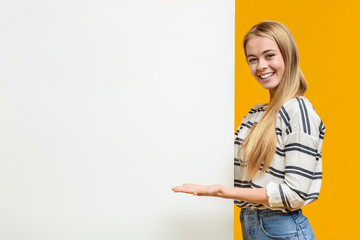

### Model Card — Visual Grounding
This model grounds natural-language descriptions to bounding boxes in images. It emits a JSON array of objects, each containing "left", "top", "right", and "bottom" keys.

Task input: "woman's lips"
[{"left": 259, "top": 72, "right": 275, "bottom": 79}]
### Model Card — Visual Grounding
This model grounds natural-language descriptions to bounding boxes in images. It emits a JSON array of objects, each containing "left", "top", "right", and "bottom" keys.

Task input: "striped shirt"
[{"left": 234, "top": 96, "right": 325, "bottom": 212}]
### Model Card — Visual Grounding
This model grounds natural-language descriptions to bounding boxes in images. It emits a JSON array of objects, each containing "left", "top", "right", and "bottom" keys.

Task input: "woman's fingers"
[
  {"left": 172, "top": 185, "right": 194, "bottom": 193},
  {"left": 172, "top": 184, "right": 207, "bottom": 196},
  {"left": 172, "top": 184, "right": 197, "bottom": 193},
  {"left": 172, "top": 184, "right": 223, "bottom": 197},
  {"left": 183, "top": 183, "right": 196, "bottom": 187},
  {"left": 172, "top": 183, "right": 195, "bottom": 191}
]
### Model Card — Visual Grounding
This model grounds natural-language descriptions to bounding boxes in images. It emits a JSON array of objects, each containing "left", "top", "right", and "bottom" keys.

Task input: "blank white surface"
[{"left": 0, "top": 0, "right": 234, "bottom": 239}]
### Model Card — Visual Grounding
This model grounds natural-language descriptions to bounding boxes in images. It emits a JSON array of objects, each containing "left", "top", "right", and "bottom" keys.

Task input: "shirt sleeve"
[{"left": 265, "top": 98, "right": 325, "bottom": 211}]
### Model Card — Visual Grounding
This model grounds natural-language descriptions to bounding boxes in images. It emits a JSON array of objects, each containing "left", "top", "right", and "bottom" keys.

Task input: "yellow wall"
[{"left": 235, "top": 0, "right": 360, "bottom": 239}]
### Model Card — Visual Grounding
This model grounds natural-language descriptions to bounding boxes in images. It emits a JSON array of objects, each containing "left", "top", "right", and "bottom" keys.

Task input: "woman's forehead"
[{"left": 246, "top": 36, "right": 280, "bottom": 55}]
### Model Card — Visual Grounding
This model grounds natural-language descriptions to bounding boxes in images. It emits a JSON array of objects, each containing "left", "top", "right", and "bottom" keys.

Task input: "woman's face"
[{"left": 245, "top": 36, "right": 285, "bottom": 93}]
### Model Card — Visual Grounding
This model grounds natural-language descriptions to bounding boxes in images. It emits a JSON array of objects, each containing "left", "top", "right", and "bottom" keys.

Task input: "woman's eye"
[
  {"left": 248, "top": 58, "right": 257, "bottom": 63},
  {"left": 266, "top": 54, "right": 275, "bottom": 58}
]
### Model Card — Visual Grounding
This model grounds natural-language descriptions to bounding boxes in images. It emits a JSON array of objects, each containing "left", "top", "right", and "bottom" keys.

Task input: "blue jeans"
[{"left": 240, "top": 208, "right": 315, "bottom": 240}]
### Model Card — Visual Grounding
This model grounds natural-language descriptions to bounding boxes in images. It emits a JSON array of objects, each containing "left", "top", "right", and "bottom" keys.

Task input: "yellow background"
[{"left": 235, "top": 0, "right": 360, "bottom": 239}]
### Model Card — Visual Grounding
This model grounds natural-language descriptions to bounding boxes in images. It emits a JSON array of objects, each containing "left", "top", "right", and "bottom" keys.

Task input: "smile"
[{"left": 259, "top": 72, "right": 275, "bottom": 79}]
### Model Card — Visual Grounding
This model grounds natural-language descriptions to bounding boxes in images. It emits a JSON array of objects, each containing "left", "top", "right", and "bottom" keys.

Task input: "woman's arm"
[{"left": 172, "top": 184, "right": 269, "bottom": 206}]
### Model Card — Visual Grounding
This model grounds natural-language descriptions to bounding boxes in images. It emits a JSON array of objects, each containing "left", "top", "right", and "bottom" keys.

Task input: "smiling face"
[{"left": 245, "top": 36, "right": 285, "bottom": 96}]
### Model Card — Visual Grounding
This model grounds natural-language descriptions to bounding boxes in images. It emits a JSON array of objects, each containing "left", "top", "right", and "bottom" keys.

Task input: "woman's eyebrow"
[
  {"left": 263, "top": 49, "right": 277, "bottom": 54},
  {"left": 246, "top": 49, "right": 277, "bottom": 58}
]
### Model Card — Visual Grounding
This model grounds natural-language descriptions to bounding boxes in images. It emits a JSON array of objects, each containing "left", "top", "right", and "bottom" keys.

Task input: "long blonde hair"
[{"left": 239, "top": 21, "right": 307, "bottom": 180}]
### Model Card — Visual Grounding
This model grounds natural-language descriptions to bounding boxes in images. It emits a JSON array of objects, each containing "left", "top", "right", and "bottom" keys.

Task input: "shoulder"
[
  {"left": 281, "top": 97, "right": 320, "bottom": 122},
  {"left": 247, "top": 103, "right": 267, "bottom": 115},
  {"left": 240, "top": 103, "right": 266, "bottom": 120},
  {"left": 278, "top": 97, "right": 324, "bottom": 136}
]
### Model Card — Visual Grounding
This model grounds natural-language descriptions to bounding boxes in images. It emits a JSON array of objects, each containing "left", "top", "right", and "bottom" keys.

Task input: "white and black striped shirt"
[{"left": 234, "top": 96, "right": 325, "bottom": 212}]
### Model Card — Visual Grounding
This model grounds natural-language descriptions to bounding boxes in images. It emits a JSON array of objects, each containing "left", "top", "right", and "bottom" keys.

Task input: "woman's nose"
[{"left": 257, "top": 58, "right": 268, "bottom": 70}]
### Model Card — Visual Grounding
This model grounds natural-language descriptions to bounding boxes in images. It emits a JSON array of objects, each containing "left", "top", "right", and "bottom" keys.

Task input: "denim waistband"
[{"left": 241, "top": 208, "right": 301, "bottom": 218}]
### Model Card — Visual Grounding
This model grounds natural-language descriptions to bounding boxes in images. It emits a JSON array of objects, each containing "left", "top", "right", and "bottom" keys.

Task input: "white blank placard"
[{"left": 0, "top": 0, "right": 234, "bottom": 239}]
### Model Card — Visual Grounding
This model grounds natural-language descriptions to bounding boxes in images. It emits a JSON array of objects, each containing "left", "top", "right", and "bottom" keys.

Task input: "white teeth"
[{"left": 259, "top": 72, "right": 275, "bottom": 79}]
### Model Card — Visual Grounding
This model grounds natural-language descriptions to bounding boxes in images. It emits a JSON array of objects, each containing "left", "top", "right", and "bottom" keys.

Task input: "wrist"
[{"left": 216, "top": 185, "right": 226, "bottom": 198}]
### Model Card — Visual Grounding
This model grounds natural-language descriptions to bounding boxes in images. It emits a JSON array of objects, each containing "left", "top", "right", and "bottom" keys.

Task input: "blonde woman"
[{"left": 172, "top": 21, "right": 325, "bottom": 240}]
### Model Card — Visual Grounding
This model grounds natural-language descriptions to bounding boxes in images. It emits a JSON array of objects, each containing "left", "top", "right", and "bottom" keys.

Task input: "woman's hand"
[
  {"left": 172, "top": 184, "right": 269, "bottom": 205},
  {"left": 172, "top": 184, "right": 224, "bottom": 197}
]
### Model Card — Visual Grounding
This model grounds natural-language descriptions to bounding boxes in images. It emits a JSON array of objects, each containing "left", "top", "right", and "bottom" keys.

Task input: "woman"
[{"left": 172, "top": 21, "right": 325, "bottom": 240}]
